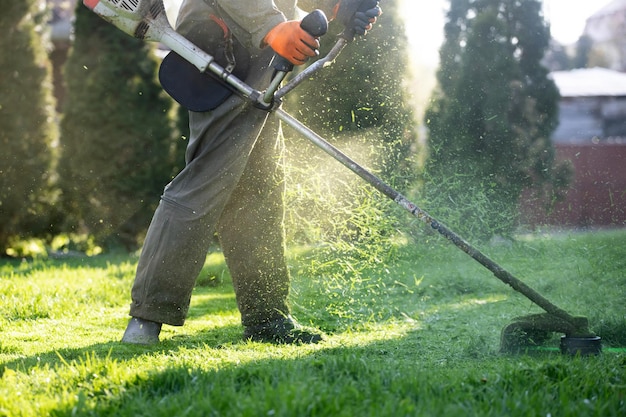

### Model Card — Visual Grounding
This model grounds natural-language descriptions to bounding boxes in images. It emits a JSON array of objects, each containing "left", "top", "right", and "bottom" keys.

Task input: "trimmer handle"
[
  {"left": 273, "top": 9, "right": 329, "bottom": 72},
  {"left": 300, "top": 9, "right": 329, "bottom": 37}
]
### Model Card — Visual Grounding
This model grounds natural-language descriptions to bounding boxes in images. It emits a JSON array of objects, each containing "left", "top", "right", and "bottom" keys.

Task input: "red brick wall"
[{"left": 520, "top": 143, "right": 626, "bottom": 227}]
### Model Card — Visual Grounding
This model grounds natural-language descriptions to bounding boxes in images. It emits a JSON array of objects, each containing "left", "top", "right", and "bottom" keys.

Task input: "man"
[{"left": 122, "top": 0, "right": 381, "bottom": 345}]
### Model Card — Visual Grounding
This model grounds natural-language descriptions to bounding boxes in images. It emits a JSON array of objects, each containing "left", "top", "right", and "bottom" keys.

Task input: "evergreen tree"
[
  {"left": 543, "top": 40, "right": 572, "bottom": 72},
  {"left": 286, "top": 0, "right": 416, "bottom": 180},
  {"left": 424, "top": 0, "right": 567, "bottom": 239},
  {"left": 573, "top": 34, "right": 593, "bottom": 69},
  {"left": 282, "top": 0, "right": 418, "bottom": 245},
  {"left": 0, "top": 0, "right": 58, "bottom": 253},
  {"left": 58, "top": 3, "right": 177, "bottom": 250}
]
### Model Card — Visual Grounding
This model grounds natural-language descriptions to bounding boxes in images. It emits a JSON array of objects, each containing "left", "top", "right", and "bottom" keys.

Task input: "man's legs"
[
  {"left": 127, "top": 105, "right": 270, "bottom": 313},
  {"left": 217, "top": 116, "right": 322, "bottom": 344},
  {"left": 123, "top": 49, "right": 275, "bottom": 343},
  {"left": 216, "top": 115, "right": 290, "bottom": 327},
  {"left": 122, "top": 47, "right": 322, "bottom": 345}
]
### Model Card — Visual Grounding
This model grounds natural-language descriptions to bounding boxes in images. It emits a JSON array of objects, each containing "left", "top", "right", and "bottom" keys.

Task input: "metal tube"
[{"left": 275, "top": 39, "right": 348, "bottom": 100}]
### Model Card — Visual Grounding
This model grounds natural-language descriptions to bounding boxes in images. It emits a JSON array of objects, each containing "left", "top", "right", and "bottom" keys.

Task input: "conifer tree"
[
  {"left": 59, "top": 2, "right": 176, "bottom": 249},
  {"left": 286, "top": 0, "right": 416, "bottom": 180},
  {"left": 282, "top": 0, "right": 418, "bottom": 245},
  {"left": 0, "top": 0, "right": 58, "bottom": 252},
  {"left": 424, "top": 0, "right": 567, "bottom": 239}
]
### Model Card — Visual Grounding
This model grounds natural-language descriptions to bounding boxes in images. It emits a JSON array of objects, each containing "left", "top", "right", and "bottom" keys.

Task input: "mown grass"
[{"left": 1, "top": 229, "right": 625, "bottom": 416}]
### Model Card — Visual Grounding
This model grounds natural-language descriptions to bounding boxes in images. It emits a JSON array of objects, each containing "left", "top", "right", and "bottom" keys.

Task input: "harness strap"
[
  {"left": 207, "top": 9, "right": 236, "bottom": 73},
  {"left": 209, "top": 14, "right": 229, "bottom": 39}
]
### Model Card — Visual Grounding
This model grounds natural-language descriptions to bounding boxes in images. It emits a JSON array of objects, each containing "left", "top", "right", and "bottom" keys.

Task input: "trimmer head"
[
  {"left": 560, "top": 335, "right": 602, "bottom": 355},
  {"left": 500, "top": 313, "right": 601, "bottom": 355}
]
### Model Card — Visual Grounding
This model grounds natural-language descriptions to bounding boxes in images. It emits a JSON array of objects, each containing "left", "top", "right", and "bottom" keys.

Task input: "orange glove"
[{"left": 263, "top": 21, "right": 320, "bottom": 66}]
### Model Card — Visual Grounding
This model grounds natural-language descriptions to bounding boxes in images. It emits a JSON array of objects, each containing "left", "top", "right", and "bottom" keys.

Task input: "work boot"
[
  {"left": 121, "top": 317, "right": 162, "bottom": 345},
  {"left": 243, "top": 315, "right": 323, "bottom": 344}
]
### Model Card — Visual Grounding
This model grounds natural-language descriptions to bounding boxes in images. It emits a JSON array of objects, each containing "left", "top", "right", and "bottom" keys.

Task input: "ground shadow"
[{"left": 0, "top": 322, "right": 244, "bottom": 376}]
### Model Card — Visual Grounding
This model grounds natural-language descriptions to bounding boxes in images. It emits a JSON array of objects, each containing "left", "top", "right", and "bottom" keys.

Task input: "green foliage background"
[
  {"left": 57, "top": 3, "right": 184, "bottom": 250},
  {"left": 0, "top": 0, "right": 597, "bottom": 257},
  {"left": 424, "top": 0, "right": 569, "bottom": 240},
  {"left": 283, "top": 0, "right": 419, "bottom": 251},
  {"left": 286, "top": 1, "right": 416, "bottom": 178},
  {"left": 0, "top": 0, "right": 58, "bottom": 250}
]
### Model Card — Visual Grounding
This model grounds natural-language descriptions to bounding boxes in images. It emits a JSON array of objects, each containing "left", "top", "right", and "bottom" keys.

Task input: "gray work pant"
[{"left": 129, "top": 48, "right": 291, "bottom": 327}]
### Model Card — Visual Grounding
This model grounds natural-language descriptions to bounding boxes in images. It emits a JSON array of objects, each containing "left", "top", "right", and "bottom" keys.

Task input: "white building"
[
  {"left": 551, "top": 67, "right": 626, "bottom": 143},
  {"left": 583, "top": 0, "right": 626, "bottom": 71}
]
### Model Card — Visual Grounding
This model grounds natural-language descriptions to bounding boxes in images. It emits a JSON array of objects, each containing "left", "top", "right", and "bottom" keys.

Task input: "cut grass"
[{"left": 1, "top": 229, "right": 625, "bottom": 416}]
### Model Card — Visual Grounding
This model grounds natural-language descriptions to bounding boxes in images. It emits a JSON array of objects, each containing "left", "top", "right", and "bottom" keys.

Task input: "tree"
[
  {"left": 58, "top": 3, "right": 180, "bottom": 250},
  {"left": 424, "top": 0, "right": 567, "bottom": 239},
  {"left": 573, "top": 34, "right": 593, "bottom": 69},
  {"left": 286, "top": 0, "right": 416, "bottom": 179},
  {"left": 543, "top": 40, "right": 571, "bottom": 72},
  {"left": 0, "top": 0, "right": 58, "bottom": 253},
  {"left": 282, "top": 0, "right": 419, "bottom": 245}
]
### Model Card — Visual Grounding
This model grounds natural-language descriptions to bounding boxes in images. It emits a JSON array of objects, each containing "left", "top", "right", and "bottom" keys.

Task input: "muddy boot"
[{"left": 243, "top": 316, "right": 323, "bottom": 345}]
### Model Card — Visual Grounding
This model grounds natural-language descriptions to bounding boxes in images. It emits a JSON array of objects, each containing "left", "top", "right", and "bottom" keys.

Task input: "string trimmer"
[{"left": 83, "top": 0, "right": 601, "bottom": 355}]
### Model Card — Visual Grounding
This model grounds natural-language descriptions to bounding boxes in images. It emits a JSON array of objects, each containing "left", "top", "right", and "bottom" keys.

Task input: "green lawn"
[{"left": 1, "top": 229, "right": 625, "bottom": 416}]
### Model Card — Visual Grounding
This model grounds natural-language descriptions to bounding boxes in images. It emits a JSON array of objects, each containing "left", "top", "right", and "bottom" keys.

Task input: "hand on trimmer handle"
[
  {"left": 267, "top": 10, "right": 329, "bottom": 72},
  {"left": 334, "top": 0, "right": 382, "bottom": 41},
  {"left": 262, "top": 10, "right": 328, "bottom": 106}
]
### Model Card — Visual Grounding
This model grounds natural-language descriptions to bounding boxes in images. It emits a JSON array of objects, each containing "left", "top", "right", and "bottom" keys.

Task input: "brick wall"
[{"left": 520, "top": 143, "right": 626, "bottom": 228}]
